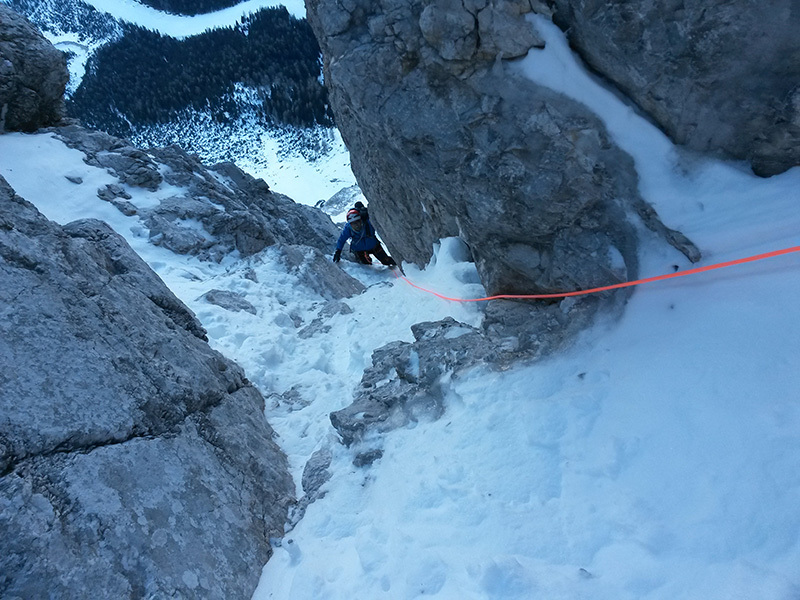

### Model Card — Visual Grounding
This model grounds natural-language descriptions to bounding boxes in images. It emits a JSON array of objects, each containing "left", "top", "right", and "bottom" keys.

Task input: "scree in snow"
[{"left": 1, "top": 10, "right": 799, "bottom": 600}]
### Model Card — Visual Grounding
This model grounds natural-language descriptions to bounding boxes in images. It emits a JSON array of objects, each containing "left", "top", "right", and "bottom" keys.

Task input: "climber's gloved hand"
[{"left": 333, "top": 249, "right": 341, "bottom": 263}]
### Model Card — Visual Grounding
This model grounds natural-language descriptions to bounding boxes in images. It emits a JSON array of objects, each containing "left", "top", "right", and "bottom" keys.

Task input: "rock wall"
[
  {"left": 0, "top": 178, "right": 294, "bottom": 599},
  {"left": 305, "top": 0, "right": 697, "bottom": 298},
  {"left": 0, "top": 4, "right": 68, "bottom": 131},
  {"left": 550, "top": 0, "right": 800, "bottom": 177}
]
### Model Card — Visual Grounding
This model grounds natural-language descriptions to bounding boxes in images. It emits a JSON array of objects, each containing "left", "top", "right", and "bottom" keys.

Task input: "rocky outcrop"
[
  {"left": 305, "top": 0, "right": 698, "bottom": 299},
  {"left": 54, "top": 125, "right": 342, "bottom": 261},
  {"left": 0, "top": 4, "right": 68, "bottom": 132},
  {"left": 276, "top": 244, "right": 367, "bottom": 300},
  {"left": 330, "top": 295, "right": 601, "bottom": 453},
  {"left": 551, "top": 0, "right": 800, "bottom": 177},
  {"left": 0, "top": 177, "right": 294, "bottom": 599}
]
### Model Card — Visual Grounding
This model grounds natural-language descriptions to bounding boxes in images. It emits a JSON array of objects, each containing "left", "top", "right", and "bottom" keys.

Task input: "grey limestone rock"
[
  {"left": 277, "top": 244, "right": 367, "bottom": 301},
  {"left": 97, "top": 182, "right": 132, "bottom": 201},
  {"left": 54, "top": 125, "right": 343, "bottom": 263},
  {"left": 92, "top": 145, "right": 164, "bottom": 190},
  {"left": 0, "top": 5, "right": 68, "bottom": 132},
  {"left": 330, "top": 317, "right": 494, "bottom": 447},
  {"left": 306, "top": 0, "right": 699, "bottom": 301},
  {"left": 0, "top": 176, "right": 294, "bottom": 599},
  {"left": 353, "top": 449, "right": 384, "bottom": 468},
  {"left": 301, "top": 447, "right": 333, "bottom": 499},
  {"left": 550, "top": 0, "right": 800, "bottom": 176},
  {"left": 202, "top": 289, "right": 259, "bottom": 315}
]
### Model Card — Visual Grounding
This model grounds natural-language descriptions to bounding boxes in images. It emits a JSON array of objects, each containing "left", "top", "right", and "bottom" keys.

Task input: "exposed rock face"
[
  {"left": 0, "top": 5, "right": 68, "bottom": 132},
  {"left": 54, "top": 125, "right": 342, "bottom": 261},
  {"left": 305, "top": 0, "right": 697, "bottom": 298},
  {"left": 551, "top": 0, "right": 800, "bottom": 177},
  {"left": 0, "top": 177, "right": 294, "bottom": 598}
]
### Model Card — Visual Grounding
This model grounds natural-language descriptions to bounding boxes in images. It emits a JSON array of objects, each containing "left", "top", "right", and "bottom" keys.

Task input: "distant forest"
[
  {"left": 9, "top": 0, "right": 122, "bottom": 41},
  {"left": 133, "top": 0, "right": 241, "bottom": 16},
  {"left": 67, "top": 8, "right": 333, "bottom": 135}
]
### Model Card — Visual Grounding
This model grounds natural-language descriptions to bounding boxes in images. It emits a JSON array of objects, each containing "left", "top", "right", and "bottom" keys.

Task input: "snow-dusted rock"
[
  {"left": 315, "top": 184, "right": 364, "bottom": 217},
  {"left": 305, "top": 0, "right": 698, "bottom": 298},
  {"left": 330, "top": 292, "right": 611, "bottom": 450},
  {"left": 0, "top": 5, "right": 68, "bottom": 132},
  {"left": 202, "top": 289, "right": 259, "bottom": 314},
  {"left": 92, "top": 144, "right": 164, "bottom": 190},
  {"left": 330, "top": 316, "right": 505, "bottom": 451},
  {"left": 277, "top": 244, "right": 367, "bottom": 301},
  {"left": 330, "top": 317, "right": 494, "bottom": 447},
  {"left": 55, "top": 125, "right": 342, "bottom": 261},
  {"left": 551, "top": 0, "right": 800, "bottom": 177},
  {"left": 0, "top": 177, "right": 293, "bottom": 599}
]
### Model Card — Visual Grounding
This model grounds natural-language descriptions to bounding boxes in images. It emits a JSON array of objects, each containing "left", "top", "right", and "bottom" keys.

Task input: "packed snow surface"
[{"left": 1, "top": 14, "right": 799, "bottom": 600}]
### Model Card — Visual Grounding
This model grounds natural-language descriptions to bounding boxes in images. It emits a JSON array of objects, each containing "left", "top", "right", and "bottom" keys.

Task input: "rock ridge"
[{"left": 54, "top": 125, "right": 342, "bottom": 261}]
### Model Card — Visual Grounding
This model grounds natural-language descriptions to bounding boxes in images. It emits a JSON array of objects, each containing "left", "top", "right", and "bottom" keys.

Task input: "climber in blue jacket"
[{"left": 333, "top": 202, "right": 397, "bottom": 266}]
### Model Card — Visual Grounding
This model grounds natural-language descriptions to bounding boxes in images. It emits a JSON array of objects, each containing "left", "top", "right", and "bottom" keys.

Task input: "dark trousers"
[{"left": 353, "top": 242, "right": 396, "bottom": 266}]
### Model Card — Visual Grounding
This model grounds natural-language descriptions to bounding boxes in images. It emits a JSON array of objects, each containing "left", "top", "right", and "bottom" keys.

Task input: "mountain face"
[
  {"left": 55, "top": 124, "right": 342, "bottom": 259},
  {"left": 305, "top": 0, "right": 797, "bottom": 298},
  {"left": 551, "top": 0, "right": 800, "bottom": 177},
  {"left": 0, "top": 4, "right": 68, "bottom": 131},
  {"left": 0, "top": 179, "right": 294, "bottom": 598},
  {"left": 129, "top": 0, "right": 243, "bottom": 15},
  {"left": 66, "top": 9, "right": 332, "bottom": 137},
  {"left": 305, "top": 0, "right": 700, "bottom": 300}
]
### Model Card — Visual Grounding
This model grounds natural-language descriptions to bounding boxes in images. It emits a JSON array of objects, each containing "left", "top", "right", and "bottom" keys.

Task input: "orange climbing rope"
[{"left": 393, "top": 245, "right": 800, "bottom": 302}]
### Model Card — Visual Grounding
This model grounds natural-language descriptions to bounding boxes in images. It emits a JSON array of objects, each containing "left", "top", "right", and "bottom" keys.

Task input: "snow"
[
  {"left": 238, "top": 128, "right": 357, "bottom": 206},
  {"left": 1, "top": 13, "right": 800, "bottom": 600},
  {"left": 129, "top": 111, "right": 358, "bottom": 205},
  {"left": 77, "top": 0, "right": 306, "bottom": 38},
  {"left": 41, "top": 32, "right": 100, "bottom": 97}
]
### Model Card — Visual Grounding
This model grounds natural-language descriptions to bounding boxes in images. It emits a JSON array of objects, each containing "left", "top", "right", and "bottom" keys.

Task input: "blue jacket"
[{"left": 336, "top": 219, "right": 378, "bottom": 252}]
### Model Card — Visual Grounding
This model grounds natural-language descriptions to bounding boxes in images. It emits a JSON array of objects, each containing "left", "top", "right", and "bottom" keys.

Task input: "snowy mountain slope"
[
  {"left": 8, "top": 0, "right": 309, "bottom": 108},
  {"left": 5, "top": 0, "right": 355, "bottom": 203},
  {"left": 125, "top": 109, "right": 356, "bottom": 207},
  {"left": 2, "top": 13, "right": 800, "bottom": 600},
  {"left": 5, "top": 0, "right": 304, "bottom": 42}
]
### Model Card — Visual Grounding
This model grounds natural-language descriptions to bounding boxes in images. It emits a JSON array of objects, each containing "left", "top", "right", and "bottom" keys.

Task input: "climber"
[{"left": 333, "top": 201, "right": 397, "bottom": 267}]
